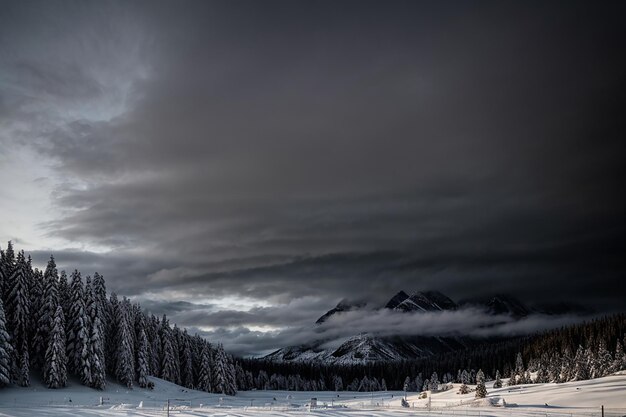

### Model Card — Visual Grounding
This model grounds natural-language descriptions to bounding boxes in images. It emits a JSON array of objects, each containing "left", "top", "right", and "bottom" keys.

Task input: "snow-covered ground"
[{"left": 0, "top": 374, "right": 625, "bottom": 416}]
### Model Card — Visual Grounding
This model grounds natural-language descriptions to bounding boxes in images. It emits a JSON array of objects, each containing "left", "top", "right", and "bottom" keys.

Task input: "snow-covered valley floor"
[{"left": 0, "top": 374, "right": 625, "bottom": 416}]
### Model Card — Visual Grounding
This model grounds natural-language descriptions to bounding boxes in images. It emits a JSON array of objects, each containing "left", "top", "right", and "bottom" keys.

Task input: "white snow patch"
[{"left": 0, "top": 374, "right": 624, "bottom": 416}]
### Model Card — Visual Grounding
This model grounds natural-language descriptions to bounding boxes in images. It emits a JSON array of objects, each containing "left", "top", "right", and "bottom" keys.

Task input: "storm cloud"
[{"left": 1, "top": 1, "right": 624, "bottom": 355}]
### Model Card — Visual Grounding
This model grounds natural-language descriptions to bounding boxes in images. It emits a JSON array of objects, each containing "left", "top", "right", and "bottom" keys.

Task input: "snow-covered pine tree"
[
  {"left": 91, "top": 272, "right": 107, "bottom": 373},
  {"left": 493, "top": 370, "right": 502, "bottom": 388},
  {"left": 234, "top": 362, "right": 247, "bottom": 391},
  {"left": 560, "top": 347, "right": 573, "bottom": 382},
  {"left": 613, "top": 340, "right": 626, "bottom": 372},
  {"left": 381, "top": 378, "right": 387, "bottom": 391},
  {"left": 414, "top": 374, "right": 423, "bottom": 392},
  {"left": 401, "top": 376, "right": 411, "bottom": 391},
  {"left": 461, "top": 369, "right": 470, "bottom": 385},
  {"left": 548, "top": 353, "right": 560, "bottom": 382},
  {"left": 106, "top": 293, "right": 119, "bottom": 376},
  {"left": 191, "top": 334, "right": 203, "bottom": 385},
  {"left": 6, "top": 251, "right": 30, "bottom": 386},
  {"left": 179, "top": 329, "right": 194, "bottom": 389},
  {"left": 514, "top": 352, "right": 524, "bottom": 381},
  {"left": 58, "top": 271, "right": 69, "bottom": 319},
  {"left": 66, "top": 270, "right": 91, "bottom": 386},
  {"left": 459, "top": 382, "right": 469, "bottom": 394},
  {"left": 0, "top": 242, "right": 16, "bottom": 302},
  {"left": 33, "top": 256, "right": 59, "bottom": 370},
  {"left": 136, "top": 327, "right": 150, "bottom": 388},
  {"left": 149, "top": 315, "right": 161, "bottom": 376},
  {"left": 507, "top": 369, "right": 516, "bottom": 386},
  {"left": 224, "top": 347, "right": 237, "bottom": 395},
  {"left": 573, "top": 345, "right": 588, "bottom": 381},
  {"left": 213, "top": 343, "right": 236, "bottom": 395},
  {"left": 429, "top": 371, "right": 439, "bottom": 391},
  {"left": 44, "top": 305, "right": 67, "bottom": 388},
  {"left": 85, "top": 278, "right": 105, "bottom": 389},
  {"left": 593, "top": 340, "right": 613, "bottom": 378},
  {"left": 27, "top": 261, "right": 43, "bottom": 364},
  {"left": 535, "top": 365, "right": 549, "bottom": 383},
  {"left": 171, "top": 324, "right": 182, "bottom": 385},
  {"left": 159, "top": 315, "right": 177, "bottom": 383},
  {"left": 475, "top": 369, "right": 487, "bottom": 398},
  {"left": 115, "top": 299, "right": 134, "bottom": 388},
  {"left": 0, "top": 298, "right": 13, "bottom": 387},
  {"left": 358, "top": 375, "right": 370, "bottom": 392}
]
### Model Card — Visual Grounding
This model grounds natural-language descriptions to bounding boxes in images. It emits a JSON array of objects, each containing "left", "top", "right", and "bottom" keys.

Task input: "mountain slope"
[
  {"left": 316, "top": 299, "right": 366, "bottom": 324},
  {"left": 393, "top": 290, "right": 457, "bottom": 312},
  {"left": 265, "top": 333, "right": 472, "bottom": 364}
]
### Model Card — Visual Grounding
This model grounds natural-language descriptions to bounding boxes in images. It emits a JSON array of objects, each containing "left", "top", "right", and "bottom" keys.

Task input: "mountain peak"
[
  {"left": 315, "top": 298, "right": 366, "bottom": 324},
  {"left": 395, "top": 290, "right": 457, "bottom": 312},
  {"left": 384, "top": 290, "right": 410, "bottom": 309}
]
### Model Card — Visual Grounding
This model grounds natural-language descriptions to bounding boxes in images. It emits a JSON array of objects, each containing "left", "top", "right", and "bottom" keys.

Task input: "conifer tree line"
[
  {"left": 239, "top": 314, "right": 626, "bottom": 392},
  {"left": 0, "top": 242, "right": 237, "bottom": 394}
]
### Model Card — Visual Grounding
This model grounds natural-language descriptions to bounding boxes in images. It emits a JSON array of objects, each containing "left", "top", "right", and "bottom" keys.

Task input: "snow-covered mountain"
[
  {"left": 266, "top": 290, "right": 471, "bottom": 364},
  {"left": 264, "top": 289, "right": 584, "bottom": 364},
  {"left": 265, "top": 333, "right": 471, "bottom": 364}
]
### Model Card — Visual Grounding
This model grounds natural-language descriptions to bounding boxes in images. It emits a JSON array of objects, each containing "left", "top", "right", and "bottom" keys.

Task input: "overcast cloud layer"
[{"left": 1, "top": 0, "right": 624, "bottom": 356}]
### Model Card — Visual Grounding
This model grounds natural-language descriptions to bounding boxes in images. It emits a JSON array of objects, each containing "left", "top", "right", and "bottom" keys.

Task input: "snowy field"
[{"left": 0, "top": 374, "right": 625, "bottom": 416}]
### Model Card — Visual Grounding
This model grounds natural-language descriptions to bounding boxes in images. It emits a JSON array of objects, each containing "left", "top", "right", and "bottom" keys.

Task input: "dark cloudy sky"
[{"left": 1, "top": 0, "right": 624, "bottom": 356}]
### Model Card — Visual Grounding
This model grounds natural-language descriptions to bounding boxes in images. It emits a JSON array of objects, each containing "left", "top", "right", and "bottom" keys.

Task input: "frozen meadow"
[{"left": 0, "top": 373, "right": 625, "bottom": 416}]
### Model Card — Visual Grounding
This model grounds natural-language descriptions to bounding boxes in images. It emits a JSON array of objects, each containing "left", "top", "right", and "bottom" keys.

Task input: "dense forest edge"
[{"left": 0, "top": 242, "right": 624, "bottom": 395}]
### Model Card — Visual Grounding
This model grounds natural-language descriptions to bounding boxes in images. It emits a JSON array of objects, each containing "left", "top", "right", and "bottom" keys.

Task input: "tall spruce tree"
[
  {"left": 58, "top": 271, "right": 69, "bottom": 319},
  {"left": 27, "top": 260, "right": 43, "bottom": 364},
  {"left": 515, "top": 352, "right": 524, "bottom": 379},
  {"left": 115, "top": 300, "right": 134, "bottom": 388},
  {"left": 6, "top": 251, "right": 30, "bottom": 386},
  {"left": 91, "top": 273, "right": 107, "bottom": 364},
  {"left": 33, "top": 256, "right": 59, "bottom": 369},
  {"left": 613, "top": 341, "right": 626, "bottom": 372},
  {"left": 507, "top": 369, "right": 516, "bottom": 386},
  {"left": 0, "top": 242, "right": 16, "bottom": 302},
  {"left": 171, "top": 325, "right": 182, "bottom": 385},
  {"left": 180, "top": 329, "right": 194, "bottom": 389},
  {"left": 85, "top": 278, "right": 105, "bottom": 389},
  {"left": 475, "top": 369, "right": 487, "bottom": 398},
  {"left": 159, "top": 315, "right": 177, "bottom": 382},
  {"left": 136, "top": 327, "right": 150, "bottom": 388},
  {"left": 213, "top": 343, "right": 236, "bottom": 395},
  {"left": 66, "top": 270, "right": 91, "bottom": 386},
  {"left": 44, "top": 305, "right": 67, "bottom": 388},
  {"left": 106, "top": 293, "right": 119, "bottom": 376},
  {"left": 573, "top": 345, "right": 589, "bottom": 381},
  {"left": 0, "top": 298, "right": 13, "bottom": 387},
  {"left": 149, "top": 315, "right": 161, "bottom": 376},
  {"left": 493, "top": 370, "right": 502, "bottom": 388},
  {"left": 593, "top": 340, "right": 613, "bottom": 378},
  {"left": 560, "top": 347, "right": 573, "bottom": 382},
  {"left": 197, "top": 341, "right": 212, "bottom": 392}
]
